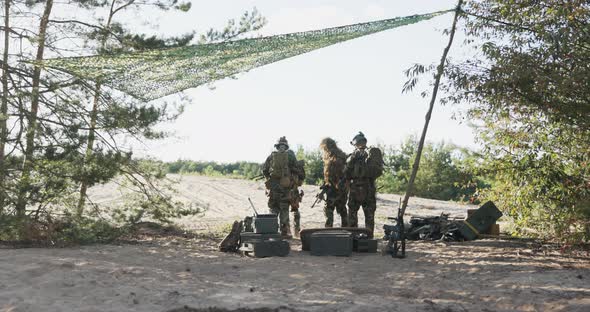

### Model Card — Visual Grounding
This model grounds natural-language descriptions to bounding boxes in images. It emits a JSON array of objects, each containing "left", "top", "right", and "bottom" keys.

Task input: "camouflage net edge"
[{"left": 42, "top": 10, "right": 452, "bottom": 101}]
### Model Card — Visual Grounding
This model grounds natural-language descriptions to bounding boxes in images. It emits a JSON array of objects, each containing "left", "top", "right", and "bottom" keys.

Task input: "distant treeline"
[
  {"left": 162, "top": 137, "right": 487, "bottom": 203},
  {"left": 166, "top": 160, "right": 263, "bottom": 179}
]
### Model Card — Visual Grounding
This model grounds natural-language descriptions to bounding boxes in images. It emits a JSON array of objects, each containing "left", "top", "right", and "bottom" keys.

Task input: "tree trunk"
[
  {"left": 15, "top": 0, "right": 54, "bottom": 219},
  {"left": 0, "top": 0, "right": 10, "bottom": 213},
  {"left": 76, "top": 84, "right": 100, "bottom": 216},
  {"left": 0, "top": 0, "right": 10, "bottom": 214},
  {"left": 399, "top": 0, "right": 463, "bottom": 218},
  {"left": 76, "top": 0, "right": 116, "bottom": 217}
]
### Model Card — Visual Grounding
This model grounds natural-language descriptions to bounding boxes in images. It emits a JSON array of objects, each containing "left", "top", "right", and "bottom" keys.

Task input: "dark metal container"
[
  {"left": 240, "top": 232, "right": 282, "bottom": 243},
  {"left": 353, "top": 238, "right": 378, "bottom": 253},
  {"left": 240, "top": 240, "right": 290, "bottom": 258},
  {"left": 459, "top": 201, "right": 503, "bottom": 240},
  {"left": 310, "top": 230, "right": 353, "bottom": 256},
  {"left": 300, "top": 227, "right": 371, "bottom": 251},
  {"left": 253, "top": 214, "right": 279, "bottom": 234}
]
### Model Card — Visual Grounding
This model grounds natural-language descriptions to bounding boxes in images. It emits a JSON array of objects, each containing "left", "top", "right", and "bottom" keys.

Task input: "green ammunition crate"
[
  {"left": 459, "top": 201, "right": 503, "bottom": 241},
  {"left": 240, "top": 240, "right": 290, "bottom": 258},
  {"left": 300, "top": 227, "right": 371, "bottom": 251},
  {"left": 310, "top": 230, "right": 353, "bottom": 256},
  {"left": 353, "top": 238, "right": 378, "bottom": 253},
  {"left": 253, "top": 214, "right": 279, "bottom": 234},
  {"left": 240, "top": 232, "right": 282, "bottom": 243}
]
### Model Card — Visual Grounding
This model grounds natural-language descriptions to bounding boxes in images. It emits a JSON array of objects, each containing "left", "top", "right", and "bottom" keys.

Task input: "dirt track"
[{"left": 1, "top": 176, "right": 589, "bottom": 312}]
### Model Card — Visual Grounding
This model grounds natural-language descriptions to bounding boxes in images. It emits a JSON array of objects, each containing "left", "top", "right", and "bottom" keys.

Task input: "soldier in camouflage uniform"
[
  {"left": 288, "top": 160, "right": 306, "bottom": 237},
  {"left": 319, "top": 137, "right": 348, "bottom": 227},
  {"left": 262, "top": 137, "right": 301, "bottom": 238},
  {"left": 344, "top": 132, "right": 383, "bottom": 238}
]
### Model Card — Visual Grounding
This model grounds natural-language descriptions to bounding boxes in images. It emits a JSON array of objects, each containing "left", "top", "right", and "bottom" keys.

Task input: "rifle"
[
  {"left": 310, "top": 184, "right": 329, "bottom": 209},
  {"left": 383, "top": 197, "right": 406, "bottom": 258},
  {"left": 252, "top": 174, "right": 265, "bottom": 181},
  {"left": 247, "top": 197, "right": 259, "bottom": 216}
]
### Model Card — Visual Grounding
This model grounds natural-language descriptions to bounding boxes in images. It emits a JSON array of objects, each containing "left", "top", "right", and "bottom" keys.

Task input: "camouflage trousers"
[
  {"left": 324, "top": 189, "right": 348, "bottom": 228},
  {"left": 289, "top": 187, "right": 302, "bottom": 236},
  {"left": 267, "top": 180, "right": 291, "bottom": 236},
  {"left": 348, "top": 180, "right": 377, "bottom": 238}
]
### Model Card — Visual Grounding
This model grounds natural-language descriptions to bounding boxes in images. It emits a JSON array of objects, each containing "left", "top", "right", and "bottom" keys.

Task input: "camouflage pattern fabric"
[
  {"left": 289, "top": 188, "right": 303, "bottom": 236},
  {"left": 323, "top": 186, "right": 348, "bottom": 227},
  {"left": 320, "top": 138, "right": 349, "bottom": 228},
  {"left": 218, "top": 220, "right": 243, "bottom": 252},
  {"left": 263, "top": 149, "right": 299, "bottom": 237},
  {"left": 40, "top": 11, "right": 451, "bottom": 101},
  {"left": 345, "top": 147, "right": 377, "bottom": 238},
  {"left": 347, "top": 180, "right": 377, "bottom": 238}
]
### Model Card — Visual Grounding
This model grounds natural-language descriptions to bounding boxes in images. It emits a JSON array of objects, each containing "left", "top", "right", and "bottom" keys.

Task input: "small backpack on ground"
[{"left": 218, "top": 220, "right": 243, "bottom": 252}]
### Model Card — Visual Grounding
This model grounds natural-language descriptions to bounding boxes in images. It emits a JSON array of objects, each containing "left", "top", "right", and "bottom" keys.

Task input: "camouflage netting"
[{"left": 41, "top": 10, "right": 451, "bottom": 101}]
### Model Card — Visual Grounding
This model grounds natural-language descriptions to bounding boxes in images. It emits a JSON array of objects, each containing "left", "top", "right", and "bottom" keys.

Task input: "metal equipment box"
[
  {"left": 300, "top": 227, "right": 371, "bottom": 251},
  {"left": 240, "top": 232, "right": 282, "bottom": 243},
  {"left": 253, "top": 214, "right": 279, "bottom": 234},
  {"left": 353, "top": 238, "right": 378, "bottom": 253},
  {"left": 240, "top": 240, "right": 290, "bottom": 258},
  {"left": 310, "top": 230, "right": 353, "bottom": 256},
  {"left": 459, "top": 201, "right": 503, "bottom": 240}
]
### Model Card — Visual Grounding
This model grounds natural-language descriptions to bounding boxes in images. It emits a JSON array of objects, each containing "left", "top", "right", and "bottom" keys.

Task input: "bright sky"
[{"left": 120, "top": 0, "right": 476, "bottom": 163}]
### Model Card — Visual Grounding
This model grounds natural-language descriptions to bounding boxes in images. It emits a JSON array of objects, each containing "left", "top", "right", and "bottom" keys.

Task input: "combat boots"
[
  {"left": 292, "top": 210, "right": 301, "bottom": 238},
  {"left": 281, "top": 223, "right": 293, "bottom": 239},
  {"left": 340, "top": 215, "right": 348, "bottom": 227}
]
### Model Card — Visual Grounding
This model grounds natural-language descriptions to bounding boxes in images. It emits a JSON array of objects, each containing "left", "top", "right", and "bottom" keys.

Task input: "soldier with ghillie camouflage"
[
  {"left": 344, "top": 132, "right": 384, "bottom": 238},
  {"left": 262, "top": 137, "right": 302, "bottom": 238},
  {"left": 319, "top": 137, "right": 348, "bottom": 227}
]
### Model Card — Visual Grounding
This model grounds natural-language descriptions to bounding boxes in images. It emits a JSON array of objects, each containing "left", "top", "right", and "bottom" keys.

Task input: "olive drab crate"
[
  {"left": 459, "top": 201, "right": 503, "bottom": 240},
  {"left": 239, "top": 240, "right": 290, "bottom": 258},
  {"left": 240, "top": 213, "right": 289, "bottom": 258},
  {"left": 240, "top": 232, "right": 282, "bottom": 243},
  {"left": 310, "top": 230, "right": 353, "bottom": 256},
  {"left": 300, "top": 227, "right": 371, "bottom": 251},
  {"left": 253, "top": 214, "right": 279, "bottom": 234},
  {"left": 353, "top": 238, "right": 378, "bottom": 253}
]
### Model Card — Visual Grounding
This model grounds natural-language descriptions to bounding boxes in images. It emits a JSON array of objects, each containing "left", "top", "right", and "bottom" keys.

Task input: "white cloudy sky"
[{"left": 61, "top": 0, "right": 477, "bottom": 163}]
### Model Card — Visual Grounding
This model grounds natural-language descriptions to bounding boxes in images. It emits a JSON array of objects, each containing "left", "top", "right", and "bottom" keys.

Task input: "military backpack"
[
  {"left": 270, "top": 151, "right": 291, "bottom": 187},
  {"left": 366, "top": 147, "right": 384, "bottom": 178},
  {"left": 349, "top": 147, "right": 384, "bottom": 179}
]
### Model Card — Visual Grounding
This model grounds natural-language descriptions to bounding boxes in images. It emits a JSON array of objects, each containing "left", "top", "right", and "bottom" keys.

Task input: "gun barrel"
[{"left": 247, "top": 197, "right": 259, "bottom": 216}]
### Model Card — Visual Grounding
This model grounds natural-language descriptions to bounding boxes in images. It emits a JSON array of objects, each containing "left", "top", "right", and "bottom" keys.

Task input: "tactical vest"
[
  {"left": 350, "top": 147, "right": 384, "bottom": 179},
  {"left": 270, "top": 151, "right": 292, "bottom": 187},
  {"left": 351, "top": 150, "right": 369, "bottom": 178}
]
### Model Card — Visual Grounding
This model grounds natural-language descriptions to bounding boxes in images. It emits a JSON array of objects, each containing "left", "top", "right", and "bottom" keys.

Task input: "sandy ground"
[
  {"left": 88, "top": 174, "right": 472, "bottom": 232},
  {"left": 1, "top": 175, "right": 589, "bottom": 312}
]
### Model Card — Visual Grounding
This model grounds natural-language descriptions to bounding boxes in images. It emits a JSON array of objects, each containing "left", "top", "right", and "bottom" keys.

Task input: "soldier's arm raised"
[{"left": 262, "top": 155, "right": 272, "bottom": 178}]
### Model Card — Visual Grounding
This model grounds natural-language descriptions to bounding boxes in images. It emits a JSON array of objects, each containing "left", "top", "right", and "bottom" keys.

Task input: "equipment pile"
[
  {"left": 219, "top": 199, "right": 503, "bottom": 259},
  {"left": 404, "top": 201, "right": 503, "bottom": 242}
]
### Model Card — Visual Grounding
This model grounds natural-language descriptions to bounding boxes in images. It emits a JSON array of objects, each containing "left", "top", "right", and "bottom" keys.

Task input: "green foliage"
[
  {"left": 376, "top": 137, "right": 486, "bottom": 202},
  {"left": 297, "top": 147, "right": 324, "bottom": 185},
  {"left": 442, "top": 0, "right": 590, "bottom": 241},
  {"left": 0, "top": 1, "right": 269, "bottom": 242},
  {"left": 165, "top": 159, "right": 262, "bottom": 179},
  {"left": 110, "top": 159, "right": 204, "bottom": 225}
]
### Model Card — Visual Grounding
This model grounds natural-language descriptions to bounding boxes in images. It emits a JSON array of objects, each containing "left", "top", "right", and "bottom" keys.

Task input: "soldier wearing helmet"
[
  {"left": 344, "top": 132, "right": 384, "bottom": 238},
  {"left": 262, "top": 136, "right": 301, "bottom": 238}
]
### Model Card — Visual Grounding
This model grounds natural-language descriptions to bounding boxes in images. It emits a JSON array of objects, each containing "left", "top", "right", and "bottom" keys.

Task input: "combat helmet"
[
  {"left": 274, "top": 136, "right": 289, "bottom": 149},
  {"left": 350, "top": 132, "right": 367, "bottom": 146}
]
